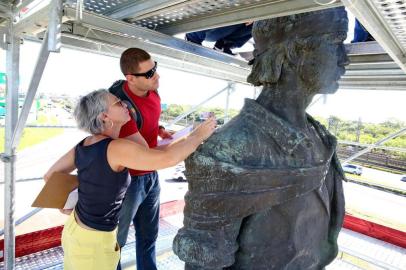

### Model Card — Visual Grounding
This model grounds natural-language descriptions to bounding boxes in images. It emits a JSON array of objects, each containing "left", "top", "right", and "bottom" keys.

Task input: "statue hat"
[{"left": 253, "top": 7, "right": 348, "bottom": 54}]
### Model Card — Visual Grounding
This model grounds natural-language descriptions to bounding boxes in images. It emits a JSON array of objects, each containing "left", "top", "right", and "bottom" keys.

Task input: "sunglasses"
[
  {"left": 127, "top": 61, "right": 158, "bottom": 79},
  {"left": 109, "top": 99, "right": 126, "bottom": 108}
]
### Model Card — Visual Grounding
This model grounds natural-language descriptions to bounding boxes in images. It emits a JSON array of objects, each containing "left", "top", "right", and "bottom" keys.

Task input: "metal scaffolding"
[{"left": 1, "top": 0, "right": 406, "bottom": 269}]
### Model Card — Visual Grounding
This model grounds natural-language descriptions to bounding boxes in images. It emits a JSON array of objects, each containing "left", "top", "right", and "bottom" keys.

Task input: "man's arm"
[
  {"left": 123, "top": 131, "right": 149, "bottom": 148},
  {"left": 119, "top": 113, "right": 149, "bottom": 147}
]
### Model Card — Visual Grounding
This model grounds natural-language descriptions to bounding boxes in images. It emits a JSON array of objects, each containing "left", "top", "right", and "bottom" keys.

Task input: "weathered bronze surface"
[{"left": 174, "top": 7, "right": 348, "bottom": 270}]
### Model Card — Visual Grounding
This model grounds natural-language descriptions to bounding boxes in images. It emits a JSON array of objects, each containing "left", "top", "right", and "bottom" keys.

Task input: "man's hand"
[{"left": 158, "top": 126, "right": 173, "bottom": 139}]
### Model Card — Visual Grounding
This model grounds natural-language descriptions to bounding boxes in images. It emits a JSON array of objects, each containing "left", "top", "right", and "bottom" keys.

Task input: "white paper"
[
  {"left": 63, "top": 188, "right": 78, "bottom": 209},
  {"left": 157, "top": 125, "right": 194, "bottom": 146}
]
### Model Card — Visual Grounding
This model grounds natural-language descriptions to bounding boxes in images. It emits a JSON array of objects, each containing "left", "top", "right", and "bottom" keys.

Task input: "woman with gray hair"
[{"left": 44, "top": 89, "right": 216, "bottom": 270}]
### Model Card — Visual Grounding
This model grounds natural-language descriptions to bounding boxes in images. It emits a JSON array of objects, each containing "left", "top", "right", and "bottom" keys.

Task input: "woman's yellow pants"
[{"left": 61, "top": 212, "right": 120, "bottom": 270}]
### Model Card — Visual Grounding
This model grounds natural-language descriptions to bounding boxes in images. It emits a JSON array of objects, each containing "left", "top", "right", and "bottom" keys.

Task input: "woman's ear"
[{"left": 99, "top": 112, "right": 108, "bottom": 123}]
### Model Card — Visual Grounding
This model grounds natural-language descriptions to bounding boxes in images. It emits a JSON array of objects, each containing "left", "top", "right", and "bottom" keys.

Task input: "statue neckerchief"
[{"left": 173, "top": 99, "right": 346, "bottom": 269}]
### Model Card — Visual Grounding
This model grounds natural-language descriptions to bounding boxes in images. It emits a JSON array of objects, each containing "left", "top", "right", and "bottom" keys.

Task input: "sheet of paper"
[
  {"left": 63, "top": 188, "right": 78, "bottom": 209},
  {"left": 157, "top": 125, "right": 193, "bottom": 146}
]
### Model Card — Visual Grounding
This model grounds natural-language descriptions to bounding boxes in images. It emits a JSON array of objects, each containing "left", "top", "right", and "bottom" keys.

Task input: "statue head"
[{"left": 247, "top": 7, "right": 349, "bottom": 94}]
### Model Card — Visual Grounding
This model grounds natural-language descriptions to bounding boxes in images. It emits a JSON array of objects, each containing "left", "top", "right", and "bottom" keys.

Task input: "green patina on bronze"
[{"left": 174, "top": 7, "right": 348, "bottom": 270}]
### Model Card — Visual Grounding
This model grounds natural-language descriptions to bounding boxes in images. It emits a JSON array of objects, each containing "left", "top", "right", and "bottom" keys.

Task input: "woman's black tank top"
[{"left": 74, "top": 137, "right": 131, "bottom": 231}]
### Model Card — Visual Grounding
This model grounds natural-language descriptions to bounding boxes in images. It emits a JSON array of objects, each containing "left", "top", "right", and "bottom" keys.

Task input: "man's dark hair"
[{"left": 120, "top": 48, "right": 151, "bottom": 75}]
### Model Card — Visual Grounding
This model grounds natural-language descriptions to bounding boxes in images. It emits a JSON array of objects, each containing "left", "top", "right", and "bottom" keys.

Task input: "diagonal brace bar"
[
  {"left": 342, "top": 127, "right": 406, "bottom": 164},
  {"left": 165, "top": 83, "right": 233, "bottom": 129},
  {"left": 11, "top": 32, "right": 50, "bottom": 149}
]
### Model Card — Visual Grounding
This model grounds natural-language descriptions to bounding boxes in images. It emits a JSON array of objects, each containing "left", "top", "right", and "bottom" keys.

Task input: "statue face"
[{"left": 300, "top": 33, "right": 349, "bottom": 94}]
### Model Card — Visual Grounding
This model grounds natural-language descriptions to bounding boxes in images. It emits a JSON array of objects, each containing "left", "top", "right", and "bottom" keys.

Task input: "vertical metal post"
[
  {"left": 75, "top": 0, "right": 84, "bottom": 22},
  {"left": 356, "top": 117, "right": 362, "bottom": 143},
  {"left": 48, "top": 0, "right": 62, "bottom": 52},
  {"left": 224, "top": 82, "right": 234, "bottom": 124},
  {"left": 3, "top": 21, "right": 20, "bottom": 270}
]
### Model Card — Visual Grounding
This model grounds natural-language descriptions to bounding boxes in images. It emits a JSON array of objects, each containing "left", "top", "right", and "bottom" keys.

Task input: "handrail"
[{"left": 0, "top": 208, "right": 43, "bottom": 237}]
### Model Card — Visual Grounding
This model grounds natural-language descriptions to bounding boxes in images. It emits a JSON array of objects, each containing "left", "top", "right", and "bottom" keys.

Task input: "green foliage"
[
  {"left": 165, "top": 104, "right": 185, "bottom": 118},
  {"left": 162, "top": 106, "right": 406, "bottom": 157},
  {"left": 0, "top": 128, "right": 64, "bottom": 152},
  {"left": 323, "top": 116, "right": 406, "bottom": 160}
]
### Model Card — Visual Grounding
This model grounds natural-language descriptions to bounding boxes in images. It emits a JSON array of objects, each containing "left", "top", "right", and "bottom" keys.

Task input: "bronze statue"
[{"left": 174, "top": 7, "right": 348, "bottom": 270}]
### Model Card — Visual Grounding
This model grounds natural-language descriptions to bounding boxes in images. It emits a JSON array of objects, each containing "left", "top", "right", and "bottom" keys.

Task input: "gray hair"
[{"left": 73, "top": 89, "right": 110, "bottom": 134}]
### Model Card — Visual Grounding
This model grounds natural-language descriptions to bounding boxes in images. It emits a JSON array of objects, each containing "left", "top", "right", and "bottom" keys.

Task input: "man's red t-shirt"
[{"left": 119, "top": 81, "right": 161, "bottom": 176}]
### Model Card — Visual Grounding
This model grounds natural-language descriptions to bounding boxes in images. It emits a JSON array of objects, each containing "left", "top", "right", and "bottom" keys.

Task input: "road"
[
  {"left": 361, "top": 166, "right": 406, "bottom": 192},
  {"left": 0, "top": 129, "right": 404, "bottom": 236}
]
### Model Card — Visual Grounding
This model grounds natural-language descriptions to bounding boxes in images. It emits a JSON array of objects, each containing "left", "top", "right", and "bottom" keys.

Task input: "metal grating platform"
[
  {"left": 127, "top": 0, "right": 268, "bottom": 29},
  {"left": 371, "top": 0, "right": 406, "bottom": 48},
  {"left": 68, "top": 0, "right": 134, "bottom": 15},
  {"left": 6, "top": 219, "right": 181, "bottom": 270},
  {"left": 63, "top": 0, "right": 343, "bottom": 34},
  {"left": 338, "top": 228, "right": 406, "bottom": 270},
  {"left": 6, "top": 217, "right": 405, "bottom": 270}
]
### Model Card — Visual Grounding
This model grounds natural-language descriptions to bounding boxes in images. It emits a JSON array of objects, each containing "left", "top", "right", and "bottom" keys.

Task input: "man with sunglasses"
[{"left": 109, "top": 48, "right": 171, "bottom": 270}]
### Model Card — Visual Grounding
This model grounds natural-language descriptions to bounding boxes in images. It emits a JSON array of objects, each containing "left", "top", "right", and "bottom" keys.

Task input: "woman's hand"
[
  {"left": 43, "top": 172, "right": 52, "bottom": 182},
  {"left": 59, "top": 209, "right": 73, "bottom": 215},
  {"left": 190, "top": 116, "right": 217, "bottom": 141}
]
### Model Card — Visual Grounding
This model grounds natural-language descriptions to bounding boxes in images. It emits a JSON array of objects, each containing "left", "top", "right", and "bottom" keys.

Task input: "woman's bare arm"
[
  {"left": 44, "top": 147, "right": 76, "bottom": 182},
  {"left": 44, "top": 147, "right": 77, "bottom": 215},
  {"left": 109, "top": 117, "right": 216, "bottom": 171}
]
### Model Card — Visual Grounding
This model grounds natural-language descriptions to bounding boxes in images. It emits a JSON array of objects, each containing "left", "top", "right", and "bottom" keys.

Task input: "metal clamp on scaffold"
[{"left": 0, "top": 153, "right": 15, "bottom": 163}]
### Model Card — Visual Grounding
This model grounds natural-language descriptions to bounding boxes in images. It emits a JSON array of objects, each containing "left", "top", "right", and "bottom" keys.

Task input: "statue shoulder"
[{"left": 190, "top": 115, "right": 275, "bottom": 167}]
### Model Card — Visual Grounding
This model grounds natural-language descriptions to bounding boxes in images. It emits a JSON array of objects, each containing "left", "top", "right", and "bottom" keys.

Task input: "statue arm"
[{"left": 173, "top": 217, "right": 243, "bottom": 269}]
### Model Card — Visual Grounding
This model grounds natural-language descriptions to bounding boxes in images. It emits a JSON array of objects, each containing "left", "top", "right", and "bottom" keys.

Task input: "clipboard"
[
  {"left": 32, "top": 172, "right": 78, "bottom": 209},
  {"left": 157, "top": 125, "right": 193, "bottom": 146}
]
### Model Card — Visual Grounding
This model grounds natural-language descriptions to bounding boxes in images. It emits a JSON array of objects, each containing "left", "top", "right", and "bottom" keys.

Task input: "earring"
[{"left": 105, "top": 120, "right": 114, "bottom": 129}]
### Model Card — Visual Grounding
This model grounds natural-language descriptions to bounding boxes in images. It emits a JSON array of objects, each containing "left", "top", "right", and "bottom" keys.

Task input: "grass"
[
  {"left": 36, "top": 113, "right": 60, "bottom": 125},
  {"left": 0, "top": 128, "right": 64, "bottom": 152}
]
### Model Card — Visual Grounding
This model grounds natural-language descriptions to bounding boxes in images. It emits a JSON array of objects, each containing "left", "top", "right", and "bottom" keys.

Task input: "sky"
[{"left": 0, "top": 14, "right": 405, "bottom": 124}]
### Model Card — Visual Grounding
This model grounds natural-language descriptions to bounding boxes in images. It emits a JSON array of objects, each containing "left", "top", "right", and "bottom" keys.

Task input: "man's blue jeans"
[
  {"left": 186, "top": 23, "right": 253, "bottom": 49},
  {"left": 352, "top": 19, "right": 374, "bottom": 43},
  {"left": 116, "top": 171, "right": 160, "bottom": 270}
]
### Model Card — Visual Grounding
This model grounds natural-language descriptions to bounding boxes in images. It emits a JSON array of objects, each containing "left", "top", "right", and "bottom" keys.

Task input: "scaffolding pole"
[
  {"left": 224, "top": 83, "right": 235, "bottom": 124},
  {"left": 2, "top": 20, "right": 20, "bottom": 270}
]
